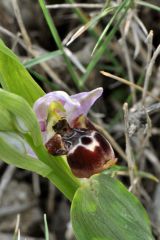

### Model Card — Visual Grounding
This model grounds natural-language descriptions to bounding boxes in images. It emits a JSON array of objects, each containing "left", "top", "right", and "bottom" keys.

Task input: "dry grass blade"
[
  {"left": 142, "top": 37, "right": 160, "bottom": 105},
  {"left": 133, "top": 14, "right": 148, "bottom": 36},
  {"left": 142, "top": 30, "right": 153, "bottom": 104},
  {"left": 100, "top": 71, "right": 160, "bottom": 102},
  {"left": 131, "top": 22, "right": 141, "bottom": 59},
  {"left": 46, "top": 3, "right": 103, "bottom": 9},
  {"left": 11, "top": 0, "right": 32, "bottom": 50},
  {"left": 120, "top": 26, "right": 136, "bottom": 103},
  {"left": 64, "top": 48, "right": 86, "bottom": 73},
  {"left": 66, "top": 7, "right": 114, "bottom": 46},
  {"left": 66, "top": 24, "right": 90, "bottom": 46}
]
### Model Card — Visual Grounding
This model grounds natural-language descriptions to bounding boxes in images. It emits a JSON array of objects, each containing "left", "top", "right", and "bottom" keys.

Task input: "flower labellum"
[{"left": 34, "top": 88, "right": 117, "bottom": 178}]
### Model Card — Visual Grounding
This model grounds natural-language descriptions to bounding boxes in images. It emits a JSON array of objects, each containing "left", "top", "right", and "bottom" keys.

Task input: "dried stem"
[
  {"left": 142, "top": 30, "right": 153, "bottom": 104},
  {"left": 142, "top": 42, "right": 160, "bottom": 105},
  {"left": 123, "top": 103, "right": 136, "bottom": 192},
  {"left": 120, "top": 13, "right": 136, "bottom": 103},
  {"left": 11, "top": 0, "right": 32, "bottom": 50}
]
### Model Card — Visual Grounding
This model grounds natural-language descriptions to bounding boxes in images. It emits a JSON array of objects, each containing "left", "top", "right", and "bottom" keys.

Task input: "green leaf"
[
  {"left": 0, "top": 40, "right": 44, "bottom": 106},
  {"left": 0, "top": 89, "right": 42, "bottom": 146},
  {"left": 71, "top": 174, "right": 153, "bottom": 240},
  {"left": 0, "top": 131, "right": 52, "bottom": 177},
  {"left": 0, "top": 106, "right": 14, "bottom": 131}
]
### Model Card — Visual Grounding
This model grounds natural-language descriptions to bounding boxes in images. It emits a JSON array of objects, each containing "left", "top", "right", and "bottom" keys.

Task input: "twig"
[
  {"left": 123, "top": 103, "right": 136, "bottom": 192},
  {"left": 100, "top": 71, "right": 160, "bottom": 101}
]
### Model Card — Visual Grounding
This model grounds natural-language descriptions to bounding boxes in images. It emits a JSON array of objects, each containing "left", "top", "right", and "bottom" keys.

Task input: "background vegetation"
[{"left": 0, "top": 0, "right": 160, "bottom": 239}]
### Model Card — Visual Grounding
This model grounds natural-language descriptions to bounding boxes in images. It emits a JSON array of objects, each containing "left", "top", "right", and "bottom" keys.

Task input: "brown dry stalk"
[
  {"left": 100, "top": 71, "right": 160, "bottom": 102},
  {"left": 123, "top": 103, "right": 136, "bottom": 192}
]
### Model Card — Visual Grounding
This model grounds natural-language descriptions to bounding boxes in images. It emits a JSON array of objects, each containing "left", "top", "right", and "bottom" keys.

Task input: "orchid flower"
[
  {"left": 34, "top": 87, "right": 103, "bottom": 135},
  {"left": 33, "top": 87, "right": 116, "bottom": 178}
]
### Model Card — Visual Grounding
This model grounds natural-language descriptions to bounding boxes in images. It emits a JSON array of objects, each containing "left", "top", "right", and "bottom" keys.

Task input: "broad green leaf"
[
  {"left": 0, "top": 106, "right": 14, "bottom": 131},
  {"left": 0, "top": 89, "right": 42, "bottom": 146},
  {"left": 0, "top": 131, "right": 52, "bottom": 177},
  {"left": 0, "top": 40, "right": 44, "bottom": 106},
  {"left": 71, "top": 174, "right": 153, "bottom": 240}
]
